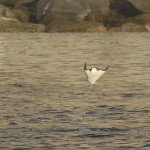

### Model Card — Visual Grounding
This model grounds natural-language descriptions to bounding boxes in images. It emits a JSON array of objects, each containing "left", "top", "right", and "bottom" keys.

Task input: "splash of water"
[{"left": 80, "top": 84, "right": 93, "bottom": 130}]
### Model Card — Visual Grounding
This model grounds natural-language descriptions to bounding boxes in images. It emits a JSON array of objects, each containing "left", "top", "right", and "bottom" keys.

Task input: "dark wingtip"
[
  {"left": 84, "top": 62, "right": 87, "bottom": 70},
  {"left": 104, "top": 65, "right": 109, "bottom": 71}
]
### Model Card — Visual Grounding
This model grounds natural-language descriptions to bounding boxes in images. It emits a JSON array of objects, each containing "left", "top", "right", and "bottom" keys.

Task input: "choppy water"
[{"left": 0, "top": 33, "right": 150, "bottom": 150}]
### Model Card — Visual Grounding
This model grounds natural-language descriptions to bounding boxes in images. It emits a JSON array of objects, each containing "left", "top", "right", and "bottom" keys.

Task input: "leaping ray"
[{"left": 84, "top": 62, "right": 109, "bottom": 85}]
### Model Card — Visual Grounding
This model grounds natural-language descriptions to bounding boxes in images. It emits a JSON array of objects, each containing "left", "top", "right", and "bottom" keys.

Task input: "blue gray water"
[{"left": 0, "top": 33, "right": 150, "bottom": 149}]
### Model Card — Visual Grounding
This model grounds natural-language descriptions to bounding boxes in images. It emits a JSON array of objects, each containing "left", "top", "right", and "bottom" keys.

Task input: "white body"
[{"left": 84, "top": 68, "right": 105, "bottom": 84}]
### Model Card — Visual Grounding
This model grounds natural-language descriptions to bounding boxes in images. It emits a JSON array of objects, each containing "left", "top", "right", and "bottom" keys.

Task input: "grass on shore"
[
  {"left": 45, "top": 21, "right": 106, "bottom": 32},
  {"left": 0, "top": 20, "right": 45, "bottom": 32}
]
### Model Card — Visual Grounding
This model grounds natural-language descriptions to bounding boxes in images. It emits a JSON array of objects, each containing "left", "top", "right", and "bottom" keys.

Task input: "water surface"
[{"left": 0, "top": 33, "right": 150, "bottom": 149}]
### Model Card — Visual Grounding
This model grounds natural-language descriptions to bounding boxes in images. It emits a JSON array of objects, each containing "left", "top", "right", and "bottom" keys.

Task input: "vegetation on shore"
[
  {"left": 0, "top": 20, "right": 45, "bottom": 32},
  {"left": 45, "top": 21, "right": 106, "bottom": 32}
]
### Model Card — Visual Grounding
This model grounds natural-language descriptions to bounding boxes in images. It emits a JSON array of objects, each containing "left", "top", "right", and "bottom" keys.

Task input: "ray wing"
[
  {"left": 96, "top": 70, "right": 105, "bottom": 80},
  {"left": 84, "top": 62, "right": 91, "bottom": 79},
  {"left": 96, "top": 65, "right": 109, "bottom": 80},
  {"left": 84, "top": 70, "right": 91, "bottom": 79}
]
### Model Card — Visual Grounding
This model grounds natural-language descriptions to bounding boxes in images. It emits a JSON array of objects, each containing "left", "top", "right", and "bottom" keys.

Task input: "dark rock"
[
  {"left": 128, "top": 0, "right": 150, "bottom": 14},
  {"left": 109, "top": 0, "right": 142, "bottom": 17},
  {"left": 24, "top": 0, "right": 39, "bottom": 23}
]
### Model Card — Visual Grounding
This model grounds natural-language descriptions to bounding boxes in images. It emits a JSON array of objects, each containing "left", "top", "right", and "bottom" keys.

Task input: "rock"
[
  {"left": 13, "top": 6, "right": 30, "bottom": 22},
  {"left": 0, "top": 4, "right": 16, "bottom": 19},
  {"left": 108, "top": 22, "right": 148, "bottom": 32},
  {"left": 0, "top": 0, "right": 5, "bottom": 4},
  {"left": 0, "top": 4, "right": 31, "bottom": 23},
  {"left": 86, "top": 10, "right": 124, "bottom": 28},
  {"left": 0, "top": 3, "right": 45, "bottom": 32},
  {"left": 37, "top": 0, "right": 111, "bottom": 23},
  {"left": 0, "top": 0, "right": 39, "bottom": 23},
  {"left": 0, "top": 0, "right": 34, "bottom": 7},
  {"left": 85, "top": 0, "right": 110, "bottom": 11},
  {"left": 109, "top": 0, "right": 142, "bottom": 17},
  {"left": 145, "top": 23, "right": 150, "bottom": 32},
  {"left": 128, "top": 0, "right": 150, "bottom": 14},
  {"left": 109, "top": 0, "right": 150, "bottom": 29},
  {"left": 36, "top": 0, "right": 111, "bottom": 32},
  {"left": 25, "top": 0, "right": 39, "bottom": 22},
  {"left": 0, "top": 1, "right": 46, "bottom": 33},
  {"left": 37, "top": 0, "right": 91, "bottom": 24},
  {"left": 133, "top": 14, "right": 150, "bottom": 24}
]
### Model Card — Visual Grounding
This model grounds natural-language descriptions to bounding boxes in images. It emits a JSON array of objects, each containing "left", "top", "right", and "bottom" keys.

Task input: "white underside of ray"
[{"left": 84, "top": 68, "right": 105, "bottom": 85}]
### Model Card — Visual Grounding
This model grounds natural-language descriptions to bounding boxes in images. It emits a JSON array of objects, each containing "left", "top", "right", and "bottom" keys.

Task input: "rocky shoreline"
[{"left": 0, "top": 0, "right": 150, "bottom": 33}]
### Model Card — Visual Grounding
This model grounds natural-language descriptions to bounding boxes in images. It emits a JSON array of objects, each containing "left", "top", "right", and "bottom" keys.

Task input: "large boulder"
[
  {"left": 0, "top": 0, "right": 34, "bottom": 7},
  {"left": 36, "top": 0, "right": 113, "bottom": 33},
  {"left": 37, "top": 0, "right": 111, "bottom": 23},
  {"left": 109, "top": 0, "right": 142, "bottom": 17},
  {"left": 109, "top": 0, "right": 150, "bottom": 25},
  {"left": 0, "top": 0, "right": 37, "bottom": 22},
  {"left": 85, "top": 0, "right": 110, "bottom": 12},
  {"left": 0, "top": 2, "right": 45, "bottom": 32},
  {"left": 145, "top": 23, "right": 150, "bottom": 32},
  {"left": 131, "top": 14, "right": 150, "bottom": 24},
  {"left": 12, "top": 6, "right": 30, "bottom": 22},
  {"left": 37, "top": 0, "right": 92, "bottom": 24},
  {"left": 0, "top": 4, "right": 16, "bottom": 19},
  {"left": 128, "top": 0, "right": 150, "bottom": 14},
  {"left": 110, "top": 0, "right": 150, "bottom": 15},
  {"left": 0, "top": 3, "right": 31, "bottom": 23},
  {"left": 84, "top": 0, "right": 111, "bottom": 22}
]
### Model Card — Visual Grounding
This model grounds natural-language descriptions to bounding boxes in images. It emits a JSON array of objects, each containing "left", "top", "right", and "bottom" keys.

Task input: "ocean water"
[{"left": 0, "top": 33, "right": 150, "bottom": 150}]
